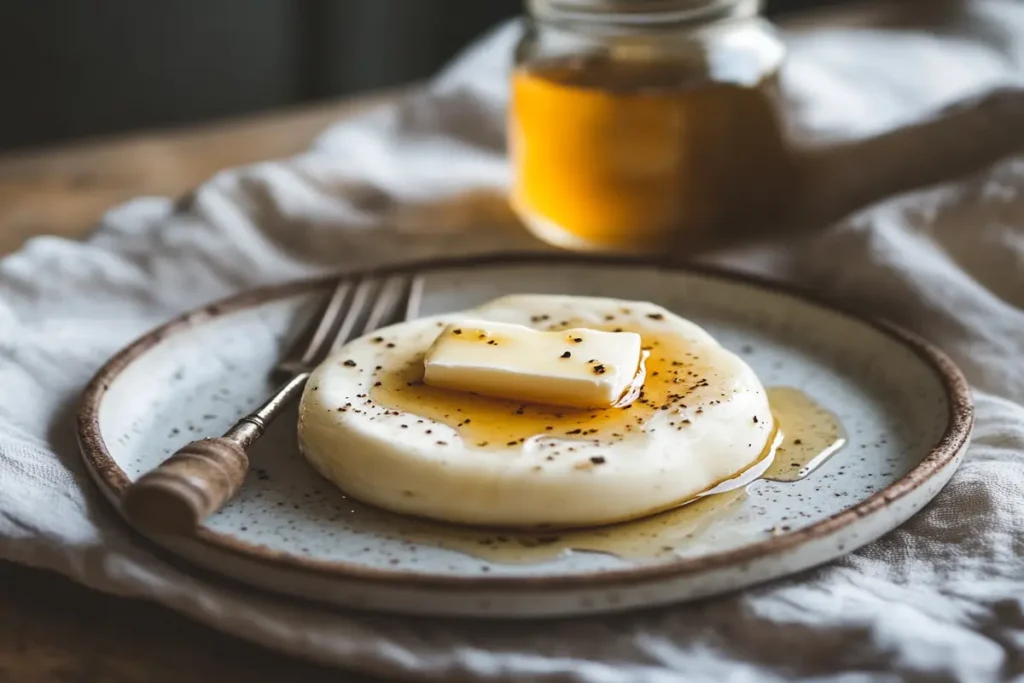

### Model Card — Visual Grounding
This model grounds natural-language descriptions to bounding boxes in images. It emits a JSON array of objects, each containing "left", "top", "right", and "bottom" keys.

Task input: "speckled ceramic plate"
[{"left": 78, "top": 254, "right": 972, "bottom": 618}]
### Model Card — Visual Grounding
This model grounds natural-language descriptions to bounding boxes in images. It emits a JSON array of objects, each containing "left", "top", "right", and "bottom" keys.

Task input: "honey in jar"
[{"left": 510, "top": 0, "right": 795, "bottom": 253}]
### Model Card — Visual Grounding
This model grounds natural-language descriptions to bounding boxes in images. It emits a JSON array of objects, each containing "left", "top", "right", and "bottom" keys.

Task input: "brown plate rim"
[{"left": 77, "top": 252, "right": 974, "bottom": 592}]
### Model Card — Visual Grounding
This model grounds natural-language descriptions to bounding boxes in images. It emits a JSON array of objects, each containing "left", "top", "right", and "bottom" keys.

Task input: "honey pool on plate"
[{"left": 334, "top": 385, "right": 845, "bottom": 565}]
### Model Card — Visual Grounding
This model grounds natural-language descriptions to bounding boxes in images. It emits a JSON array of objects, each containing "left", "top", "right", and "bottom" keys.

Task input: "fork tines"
[{"left": 278, "top": 273, "right": 422, "bottom": 377}]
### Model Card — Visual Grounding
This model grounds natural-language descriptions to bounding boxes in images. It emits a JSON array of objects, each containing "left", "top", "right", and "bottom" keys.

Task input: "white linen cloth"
[{"left": 3, "top": 1, "right": 1024, "bottom": 680}]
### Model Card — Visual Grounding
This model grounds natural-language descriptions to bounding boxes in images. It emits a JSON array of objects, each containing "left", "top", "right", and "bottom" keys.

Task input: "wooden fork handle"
[
  {"left": 122, "top": 436, "right": 251, "bottom": 535},
  {"left": 121, "top": 372, "right": 310, "bottom": 535}
]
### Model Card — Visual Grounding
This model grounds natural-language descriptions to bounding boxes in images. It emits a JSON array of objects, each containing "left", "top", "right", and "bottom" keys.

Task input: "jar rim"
[{"left": 526, "top": 0, "right": 761, "bottom": 27}]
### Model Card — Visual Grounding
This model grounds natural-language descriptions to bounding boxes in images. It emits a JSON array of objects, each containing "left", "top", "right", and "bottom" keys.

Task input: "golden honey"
[
  {"left": 335, "top": 485, "right": 750, "bottom": 565},
  {"left": 373, "top": 318, "right": 729, "bottom": 455},
  {"left": 764, "top": 387, "right": 847, "bottom": 482},
  {"left": 333, "top": 384, "right": 844, "bottom": 565},
  {"left": 510, "top": 56, "right": 796, "bottom": 252},
  {"left": 367, "top": 314, "right": 846, "bottom": 564}
]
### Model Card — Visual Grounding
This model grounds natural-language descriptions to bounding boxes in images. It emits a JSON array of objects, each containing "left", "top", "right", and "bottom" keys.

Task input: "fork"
[{"left": 121, "top": 274, "right": 423, "bottom": 535}]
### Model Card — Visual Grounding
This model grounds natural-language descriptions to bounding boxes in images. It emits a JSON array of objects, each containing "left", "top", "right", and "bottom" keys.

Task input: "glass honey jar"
[{"left": 509, "top": 0, "right": 794, "bottom": 253}]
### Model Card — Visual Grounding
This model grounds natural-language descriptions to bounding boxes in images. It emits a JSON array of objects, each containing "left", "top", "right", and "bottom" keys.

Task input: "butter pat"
[{"left": 423, "top": 320, "right": 644, "bottom": 409}]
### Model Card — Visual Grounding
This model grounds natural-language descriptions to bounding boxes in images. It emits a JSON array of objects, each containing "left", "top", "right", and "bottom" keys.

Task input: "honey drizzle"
[
  {"left": 763, "top": 387, "right": 847, "bottom": 482},
  {"left": 337, "top": 486, "right": 750, "bottom": 565},
  {"left": 371, "top": 319, "right": 735, "bottom": 453},
  {"left": 363, "top": 326, "right": 844, "bottom": 564}
]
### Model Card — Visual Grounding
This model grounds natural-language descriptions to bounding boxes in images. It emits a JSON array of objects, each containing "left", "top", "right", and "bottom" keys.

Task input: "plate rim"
[{"left": 77, "top": 252, "right": 974, "bottom": 592}]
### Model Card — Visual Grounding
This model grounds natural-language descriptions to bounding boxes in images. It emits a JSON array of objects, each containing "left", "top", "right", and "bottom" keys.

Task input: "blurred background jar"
[{"left": 509, "top": 0, "right": 797, "bottom": 253}]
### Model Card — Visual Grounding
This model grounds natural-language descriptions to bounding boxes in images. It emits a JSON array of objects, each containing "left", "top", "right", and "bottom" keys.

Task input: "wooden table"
[
  {"left": 0, "top": 562, "right": 384, "bottom": 682},
  {"left": 0, "top": 3, "right": 959, "bottom": 680},
  {"left": 0, "top": 92, "right": 398, "bottom": 255}
]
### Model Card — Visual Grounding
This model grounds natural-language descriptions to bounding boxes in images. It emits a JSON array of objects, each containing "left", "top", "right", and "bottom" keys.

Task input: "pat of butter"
[{"left": 423, "top": 320, "right": 644, "bottom": 409}]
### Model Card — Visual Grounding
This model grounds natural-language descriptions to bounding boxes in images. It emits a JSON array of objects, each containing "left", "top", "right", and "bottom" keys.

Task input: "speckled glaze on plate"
[{"left": 77, "top": 254, "right": 973, "bottom": 618}]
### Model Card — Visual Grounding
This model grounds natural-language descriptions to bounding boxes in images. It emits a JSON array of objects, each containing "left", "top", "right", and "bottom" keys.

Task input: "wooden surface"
[
  {"left": 0, "top": 91, "right": 397, "bottom": 255},
  {"left": 0, "top": 562, "right": 382, "bottom": 683}
]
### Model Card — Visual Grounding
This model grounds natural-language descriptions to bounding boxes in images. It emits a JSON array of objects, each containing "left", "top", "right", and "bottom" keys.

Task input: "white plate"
[{"left": 78, "top": 254, "right": 972, "bottom": 618}]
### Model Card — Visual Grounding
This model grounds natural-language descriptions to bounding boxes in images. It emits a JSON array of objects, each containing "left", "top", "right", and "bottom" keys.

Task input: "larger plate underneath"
[{"left": 78, "top": 254, "right": 972, "bottom": 618}]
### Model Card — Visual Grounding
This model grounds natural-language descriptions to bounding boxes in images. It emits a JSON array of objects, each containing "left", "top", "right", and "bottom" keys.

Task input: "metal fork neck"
[{"left": 225, "top": 372, "right": 311, "bottom": 448}]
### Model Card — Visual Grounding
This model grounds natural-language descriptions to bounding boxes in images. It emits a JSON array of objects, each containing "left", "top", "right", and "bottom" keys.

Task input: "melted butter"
[
  {"left": 372, "top": 319, "right": 724, "bottom": 450},
  {"left": 763, "top": 387, "right": 847, "bottom": 482}
]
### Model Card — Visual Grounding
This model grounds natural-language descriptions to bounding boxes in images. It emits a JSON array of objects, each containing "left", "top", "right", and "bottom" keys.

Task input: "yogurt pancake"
[{"left": 298, "top": 295, "right": 776, "bottom": 529}]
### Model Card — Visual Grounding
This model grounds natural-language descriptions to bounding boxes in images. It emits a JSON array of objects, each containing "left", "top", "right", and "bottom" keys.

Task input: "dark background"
[{"left": 0, "top": 0, "right": 838, "bottom": 152}]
